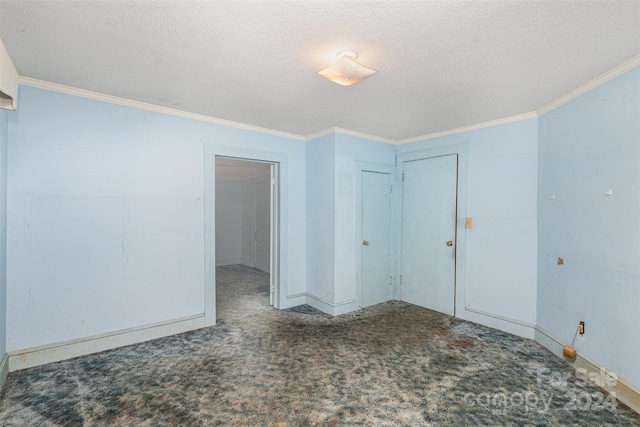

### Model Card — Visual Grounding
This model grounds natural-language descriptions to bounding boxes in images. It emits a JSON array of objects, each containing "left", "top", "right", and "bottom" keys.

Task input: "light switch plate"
[{"left": 466, "top": 217, "right": 473, "bottom": 228}]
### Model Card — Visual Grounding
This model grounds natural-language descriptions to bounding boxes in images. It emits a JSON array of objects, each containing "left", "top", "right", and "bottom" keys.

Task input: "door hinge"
[
  {"left": 390, "top": 185, "right": 393, "bottom": 193},
  {"left": 399, "top": 274, "right": 403, "bottom": 284},
  {"left": 402, "top": 173, "right": 405, "bottom": 181}
]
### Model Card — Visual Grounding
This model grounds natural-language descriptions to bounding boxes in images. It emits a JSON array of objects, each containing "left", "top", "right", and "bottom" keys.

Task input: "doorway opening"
[{"left": 214, "top": 157, "right": 279, "bottom": 321}]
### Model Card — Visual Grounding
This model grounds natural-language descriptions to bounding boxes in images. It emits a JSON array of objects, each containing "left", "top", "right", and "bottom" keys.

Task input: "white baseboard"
[
  {"left": 282, "top": 292, "right": 307, "bottom": 309},
  {"left": 305, "top": 293, "right": 335, "bottom": 314},
  {"left": 215, "top": 258, "right": 242, "bottom": 266},
  {"left": 0, "top": 353, "right": 8, "bottom": 392},
  {"left": 460, "top": 306, "right": 536, "bottom": 339},
  {"left": 8, "top": 314, "right": 206, "bottom": 371},
  {"left": 333, "top": 299, "right": 359, "bottom": 315},
  {"left": 535, "top": 325, "right": 640, "bottom": 415},
  {"left": 305, "top": 293, "right": 358, "bottom": 316}
]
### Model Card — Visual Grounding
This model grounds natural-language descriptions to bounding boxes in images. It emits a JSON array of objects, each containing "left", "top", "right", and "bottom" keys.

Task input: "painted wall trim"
[
  {"left": 535, "top": 325, "right": 640, "bottom": 415},
  {"left": 304, "top": 127, "right": 395, "bottom": 145},
  {"left": 281, "top": 294, "right": 306, "bottom": 310},
  {"left": 8, "top": 314, "right": 205, "bottom": 371},
  {"left": 465, "top": 306, "right": 535, "bottom": 329},
  {"left": 304, "top": 128, "right": 337, "bottom": 141},
  {"left": 18, "top": 77, "right": 306, "bottom": 141},
  {"left": 0, "top": 353, "right": 8, "bottom": 393},
  {"left": 396, "top": 112, "right": 538, "bottom": 145},
  {"left": 305, "top": 293, "right": 358, "bottom": 316},
  {"left": 396, "top": 57, "right": 639, "bottom": 144},
  {"left": 461, "top": 306, "right": 535, "bottom": 339},
  {"left": 287, "top": 292, "right": 307, "bottom": 299},
  {"left": 305, "top": 293, "right": 335, "bottom": 315},
  {"left": 305, "top": 292, "right": 355, "bottom": 308},
  {"left": 332, "top": 127, "right": 396, "bottom": 145},
  {"left": 536, "top": 54, "right": 640, "bottom": 116}
]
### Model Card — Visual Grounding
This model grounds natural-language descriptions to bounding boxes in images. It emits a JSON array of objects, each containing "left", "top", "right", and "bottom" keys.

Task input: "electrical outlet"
[{"left": 579, "top": 321, "right": 585, "bottom": 335}]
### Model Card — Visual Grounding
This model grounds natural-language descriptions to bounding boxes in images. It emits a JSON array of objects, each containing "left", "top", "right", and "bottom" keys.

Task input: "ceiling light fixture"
[{"left": 317, "top": 51, "right": 378, "bottom": 87}]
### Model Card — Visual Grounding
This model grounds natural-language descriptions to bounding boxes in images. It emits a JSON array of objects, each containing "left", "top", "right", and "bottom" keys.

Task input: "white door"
[
  {"left": 360, "top": 171, "right": 393, "bottom": 307},
  {"left": 400, "top": 154, "right": 457, "bottom": 315},
  {"left": 252, "top": 180, "right": 270, "bottom": 273}
]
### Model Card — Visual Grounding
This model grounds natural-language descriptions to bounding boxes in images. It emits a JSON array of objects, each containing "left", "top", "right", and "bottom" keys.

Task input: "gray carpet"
[{"left": 0, "top": 264, "right": 638, "bottom": 426}]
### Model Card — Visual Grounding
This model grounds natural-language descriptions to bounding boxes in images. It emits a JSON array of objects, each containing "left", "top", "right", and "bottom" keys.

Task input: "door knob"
[
  {"left": 446, "top": 240, "right": 454, "bottom": 246},
  {"left": 362, "top": 240, "right": 369, "bottom": 246}
]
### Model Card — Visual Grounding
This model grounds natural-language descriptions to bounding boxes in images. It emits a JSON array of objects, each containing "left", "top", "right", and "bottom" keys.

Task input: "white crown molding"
[
  {"left": 304, "top": 127, "right": 395, "bottom": 145},
  {"left": 304, "top": 127, "right": 337, "bottom": 141},
  {"left": 396, "top": 111, "right": 538, "bottom": 145},
  {"left": 18, "top": 77, "right": 306, "bottom": 141},
  {"left": 332, "top": 127, "right": 397, "bottom": 145},
  {"left": 396, "top": 56, "right": 639, "bottom": 145},
  {"left": 537, "top": 54, "right": 640, "bottom": 117},
  {"left": 18, "top": 55, "right": 640, "bottom": 147}
]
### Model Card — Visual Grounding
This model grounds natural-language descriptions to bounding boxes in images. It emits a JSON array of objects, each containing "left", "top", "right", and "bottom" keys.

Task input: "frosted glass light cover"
[{"left": 317, "top": 54, "right": 378, "bottom": 87}]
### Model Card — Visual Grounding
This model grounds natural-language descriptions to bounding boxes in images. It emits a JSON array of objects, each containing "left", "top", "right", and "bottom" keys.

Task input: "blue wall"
[
  {"left": 6, "top": 86, "right": 306, "bottom": 351},
  {"left": 305, "top": 132, "right": 395, "bottom": 313},
  {"left": 0, "top": 108, "right": 8, "bottom": 359},
  {"left": 537, "top": 68, "right": 640, "bottom": 386},
  {"left": 398, "top": 119, "right": 539, "bottom": 334},
  {"left": 333, "top": 134, "right": 396, "bottom": 307},
  {"left": 4, "top": 65, "right": 639, "bottom": 393},
  {"left": 305, "top": 133, "right": 336, "bottom": 304}
]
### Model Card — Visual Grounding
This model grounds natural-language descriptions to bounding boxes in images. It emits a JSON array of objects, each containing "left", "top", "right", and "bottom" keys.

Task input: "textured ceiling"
[{"left": 1, "top": 1, "right": 639, "bottom": 141}]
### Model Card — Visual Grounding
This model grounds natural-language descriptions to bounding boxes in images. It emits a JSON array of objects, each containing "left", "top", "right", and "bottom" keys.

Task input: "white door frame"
[
  {"left": 249, "top": 175, "right": 271, "bottom": 273},
  {"left": 204, "top": 144, "right": 286, "bottom": 326},
  {"left": 396, "top": 143, "right": 468, "bottom": 316},
  {"left": 268, "top": 163, "right": 279, "bottom": 306},
  {"left": 354, "top": 161, "right": 396, "bottom": 307}
]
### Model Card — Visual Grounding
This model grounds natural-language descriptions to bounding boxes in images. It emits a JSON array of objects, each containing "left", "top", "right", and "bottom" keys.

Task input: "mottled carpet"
[{"left": 0, "top": 265, "right": 638, "bottom": 426}]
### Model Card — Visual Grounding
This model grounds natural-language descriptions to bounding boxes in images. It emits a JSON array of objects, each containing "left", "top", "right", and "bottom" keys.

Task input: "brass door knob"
[
  {"left": 446, "top": 240, "right": 454, "bottom": 246},
  {"left": 362, "top": 240, "right": 369, "bottom": 246}
]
